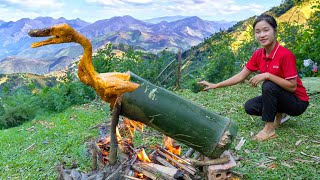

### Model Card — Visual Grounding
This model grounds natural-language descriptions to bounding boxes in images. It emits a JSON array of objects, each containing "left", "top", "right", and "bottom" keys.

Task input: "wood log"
[
  {"left": 90, "top": 143, "right": 98, "bottom": 171},
  {"left": 155, "top": 156, "right": 176, "bottom": 169},
  {"left": 121, "top": 72, "right": 238, "bottom": 158},
  {"left": 142, "top": 162, "right": 184, "bottom": 178},
  {"left": 132, "top": 163, "right": 177, "bottom": 180},
  {"left": 109, "top": 96, "right": 122, "bottom": 165},
  {"left": 155, "top": 156, "right": 192, "bottom": 180}
]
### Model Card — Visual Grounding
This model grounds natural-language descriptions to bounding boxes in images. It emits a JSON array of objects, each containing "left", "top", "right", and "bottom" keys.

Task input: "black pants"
[{"left": 244, "top": 81, "right": 309, "bottom": 122}]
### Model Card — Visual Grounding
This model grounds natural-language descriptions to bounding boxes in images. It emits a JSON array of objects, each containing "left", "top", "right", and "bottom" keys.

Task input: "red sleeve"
[
  {"left": 245, "top": 50, "right": 259, "bottom": 72},
  {"left": 281, "top": 51, "right": 298, "bottom": 79}
]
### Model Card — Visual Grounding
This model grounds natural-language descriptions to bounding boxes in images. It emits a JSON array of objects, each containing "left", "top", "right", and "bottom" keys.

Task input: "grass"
[
  {"left": 0, "top": 103, "right": 110, "bottom": 179},
  {"left": 0, "top": 82, "right": 319, "bottom": 179},
  {"left": 178, "top": 83, "right": 320, "bottom": 179}
]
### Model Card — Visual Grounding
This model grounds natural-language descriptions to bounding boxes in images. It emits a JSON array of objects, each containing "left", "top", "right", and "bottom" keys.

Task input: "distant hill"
[
  {"left": 0, "top": 17, "right": 89, "bottom": 59},
  {"left": 143, "top": 16, "right": 191, "bottom": 24},
  {"left": 0, "top": 73, "right": 59, "bottom": 95},
  {"left": 0, "top": 15, "right": 235, "bottom": 74}
]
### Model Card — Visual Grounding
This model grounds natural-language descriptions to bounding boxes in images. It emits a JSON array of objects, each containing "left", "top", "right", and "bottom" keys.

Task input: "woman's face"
[{"left": 254, "top": 20, "right": 276, "bottom": 47}]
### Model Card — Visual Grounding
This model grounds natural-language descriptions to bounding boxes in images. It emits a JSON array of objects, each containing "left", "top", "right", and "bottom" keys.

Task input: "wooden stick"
[
  {"left": 90, "top": 143, "right": 98, "bottom": 171},
  {"left": 188, "top": 156, "right": 230, "bottom": 166},
  {"left": 93, "top": 142, "right": 104, "bottom": 164},
  {"left": 159, "top": 147, "right": 192, "bottom": 166},
  {"left": 156, "top": 149, "right": 196, "bottom": 175},
  {"left": 155, "top": 156, "right": 176, "bottom": 169},
  {"left": 182, "top": 148, "right": 195, "bottom": 158},
  {"left": 25, "top": 143, "right": 35, "bottom": 151},
  {"left": 109, "top": 96, "right": 122, "bottom": 165},
  {"left": 310, "top": 140, "right": 320, "bottom": 144},
  {"left": 300, "top": 152, "right": 320, "bottom": 161}
]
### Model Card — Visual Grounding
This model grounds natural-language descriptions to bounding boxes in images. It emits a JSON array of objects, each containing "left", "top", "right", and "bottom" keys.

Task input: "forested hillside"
[
  {"left": 1, "top": 0, "right": 319, "bottom": 128},
  {"left": 180, "top": 0, "right": 319, "bottom": 90}
]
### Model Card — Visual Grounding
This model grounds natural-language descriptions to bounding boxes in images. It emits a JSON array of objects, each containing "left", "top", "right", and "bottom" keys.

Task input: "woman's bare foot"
[{"left": 253, "top": 122, "right": 278, "bottom": 141}]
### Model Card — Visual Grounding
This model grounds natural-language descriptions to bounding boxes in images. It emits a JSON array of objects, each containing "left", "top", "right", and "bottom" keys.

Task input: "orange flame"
[
  {"left": 123, "top": 118, "right": 145, "bottom": 138},
  {"left": 163, "top": 136, "right": 181, "bottom": 156},
  {"left": 137, "top": 148, "right": 151, "bottom": 163},
  {"left": 116, "top": 126, "right": 122, "bottom": 142},
  {"left": 135, "top": 172, "right": 145, "bottom": 179}
]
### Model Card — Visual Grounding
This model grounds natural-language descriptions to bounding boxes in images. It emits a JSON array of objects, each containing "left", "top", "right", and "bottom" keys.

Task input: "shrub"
[
  {"left": 37, "top": 80, "right": 96, "bottom": 112},
  {"left": 0, "top": 103, "right": 36, "bottom": 129},
  {"left": 0, "top": 91, "right": 38, "bottom": 129}
]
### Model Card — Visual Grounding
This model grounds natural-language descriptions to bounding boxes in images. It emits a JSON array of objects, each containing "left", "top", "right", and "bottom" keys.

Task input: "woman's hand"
[
  {"left": 249, "top": 73, "right": 270, "bottom": 87},
  {"left": 198, "top": 80, "right": 219, "bottom": 91}
]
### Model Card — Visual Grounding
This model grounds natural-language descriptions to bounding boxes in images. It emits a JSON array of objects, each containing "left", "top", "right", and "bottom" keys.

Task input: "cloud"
[
  {"left": 0, "top": 0, "right": 280, "bottom": 22},
  {"left": 5, "top": 0, "right": 63, "bottom": 8},
  {"left": 0, "top": 7, "right": 40, "bottom": 21},
  {"left": 85, "top": 0, "right": 266, "bottom": 17},
  {"left": 0, "top": 0, "right": 66, "bottom": 21},
  {"left": 85, "top": 0, "right": 153, "bottom": 6},
  {"left": 122, "top": 0, "right": 153, "bottom": 4},
  {"left": 85, "top": 0, "right": 119, "bottom": 6}
]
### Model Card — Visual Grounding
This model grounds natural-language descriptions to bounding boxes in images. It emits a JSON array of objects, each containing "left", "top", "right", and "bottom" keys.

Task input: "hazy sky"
[{"left": 0, "top": 0, "right": 283, "bottom": 22}]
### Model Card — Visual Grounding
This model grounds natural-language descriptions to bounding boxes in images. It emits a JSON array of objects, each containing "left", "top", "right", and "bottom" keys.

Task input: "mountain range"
[{"left": 0, "top": 16, "right": 235, "bottom": 74}]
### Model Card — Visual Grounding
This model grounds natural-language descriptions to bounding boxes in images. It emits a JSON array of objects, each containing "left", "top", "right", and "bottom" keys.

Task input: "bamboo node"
[{"left": 218, "top": 131, "right": 231, "bottom": 148}]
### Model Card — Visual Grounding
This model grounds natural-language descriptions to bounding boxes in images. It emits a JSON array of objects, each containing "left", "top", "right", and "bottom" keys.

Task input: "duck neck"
[{"left": 74, "top": 32, "right": 97, "bottom": 86}]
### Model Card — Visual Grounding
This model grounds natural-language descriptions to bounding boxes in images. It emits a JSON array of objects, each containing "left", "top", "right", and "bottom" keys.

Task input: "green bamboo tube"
[{"left": 120, "top": 73, "right": 238, "bottom": 158}]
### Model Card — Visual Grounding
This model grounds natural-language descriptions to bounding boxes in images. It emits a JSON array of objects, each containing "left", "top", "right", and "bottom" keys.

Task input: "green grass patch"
[
  {"left": 0, "top": 102, "right": 109, "bottom": 179},
  {"left": 0, "top": 83, "right": 319, "bottom": 179}
]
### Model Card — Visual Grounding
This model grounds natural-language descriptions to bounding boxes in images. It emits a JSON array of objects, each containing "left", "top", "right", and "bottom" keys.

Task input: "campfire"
[{"left": 56, "top": 118, "right": 240, "bottom": 180}]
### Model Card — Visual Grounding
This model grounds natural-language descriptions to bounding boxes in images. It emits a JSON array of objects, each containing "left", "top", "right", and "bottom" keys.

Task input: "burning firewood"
[
  {"left": 155, "top": 155, "right": 176, "bottom": 169},
  {"left": 156, "top": 149, "right": 197, "bottom": 175},
  {"left": 132, "top": 163, "right": 178, "bottom": 180}
]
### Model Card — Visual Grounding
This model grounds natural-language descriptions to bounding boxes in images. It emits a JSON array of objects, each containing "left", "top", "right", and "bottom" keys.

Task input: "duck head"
[{"left": 28, "top": 23, "right": 76, "bottom": 48}]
